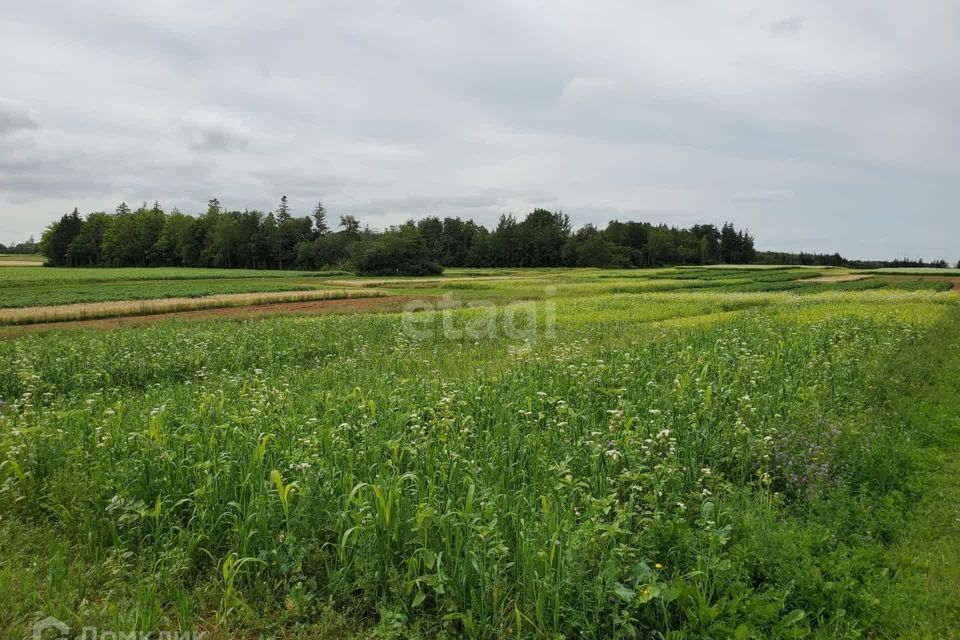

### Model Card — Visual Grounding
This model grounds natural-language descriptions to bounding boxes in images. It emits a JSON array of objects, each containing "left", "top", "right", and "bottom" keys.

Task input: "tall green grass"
[{"left": 1, "top": 288, "right": 957, "bottom": 638}]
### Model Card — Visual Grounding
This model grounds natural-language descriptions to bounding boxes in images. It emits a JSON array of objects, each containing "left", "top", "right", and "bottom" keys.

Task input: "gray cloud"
[
  {"left": 0, "top": 98, "right": 39, "bottom": 135},
  {"left": 180, "top": 112, "right": 252, "bottom": 152},
  {"left": 766, "top": 17, "right": 803, "bottom": 36},
  {"left": 0, "top": 1, "right": 959, "bottom": 259},
  {"left": 733, "top": 190, "right": 794, "bottom": 202}
]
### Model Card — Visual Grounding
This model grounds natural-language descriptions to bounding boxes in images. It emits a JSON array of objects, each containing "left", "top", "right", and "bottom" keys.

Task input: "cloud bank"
[{"left": 1, "top": 0, "right": 958, "bottom": 259}]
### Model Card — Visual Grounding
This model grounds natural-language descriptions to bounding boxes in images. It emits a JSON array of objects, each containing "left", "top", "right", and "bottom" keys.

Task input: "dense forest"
[
  {"left": 38, "top": 198, "right": 760, "bottom": 274},
  {"left": 34, "top": 198, "right": 958, "bottom": 274}
]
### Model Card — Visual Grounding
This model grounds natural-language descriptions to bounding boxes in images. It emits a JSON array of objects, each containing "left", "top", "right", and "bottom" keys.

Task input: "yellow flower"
[{"left": 655, "top": 563, "right": 663, "bottom": 570}]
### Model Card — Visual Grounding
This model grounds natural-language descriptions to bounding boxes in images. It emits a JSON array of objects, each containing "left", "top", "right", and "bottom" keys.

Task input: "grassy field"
[
  {"left": 1, "top": 267, "right": 959, "bottom": 638},
  {"left": 0, "top": 265, "right": 346, "bottom": 285},
  {"left": 0, "top": 289, "right": 387, "bottom": 326},
  {"left": 0, "top": 266, "right": 355, "bottom": 310},
  {"left": 0, "top": 279, "right": 325, "bottom": 310},
  {"left": 867, "top": 267, "right": 960, "bottom": 276},
  {"left": 1, "top": 265, "right": 952, "bottom": 315}
]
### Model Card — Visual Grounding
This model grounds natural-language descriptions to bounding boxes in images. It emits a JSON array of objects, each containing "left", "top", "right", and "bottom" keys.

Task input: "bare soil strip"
[{"left": 801, "top": 274, "right": 871, "bottom": 283}]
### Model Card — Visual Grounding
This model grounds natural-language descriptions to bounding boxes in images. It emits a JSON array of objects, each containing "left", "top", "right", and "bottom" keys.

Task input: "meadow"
[
  {"left": 0, "top": 266, "right": 352, "bottom": 308},
  {"left": 1, "top": 265, "right": 959, "bottom": 638}
]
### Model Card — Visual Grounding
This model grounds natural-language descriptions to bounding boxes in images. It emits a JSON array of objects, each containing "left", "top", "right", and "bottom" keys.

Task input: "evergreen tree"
[
  {"left": 40, "top": 208, "right": 84, "bottom": 266},
  {"left": 339, "top": 215, "right": 361, "bottom": 237},
  {"left": 277, "top": 195, "right": 291, "bottom": 224},
  {"left": 313, "top": 201, "right": 329, "bottom": 234}
]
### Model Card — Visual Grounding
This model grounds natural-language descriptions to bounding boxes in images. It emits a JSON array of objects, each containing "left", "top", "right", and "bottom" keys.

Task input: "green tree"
[
  {"left": 352, "top": 224, "right": 442, "bottom": 276},
  {"left": 276, "top": 195, "right": 291, "bottom": 224},
  {"left": 281, "top": 217, "right": 312, "bottom": 265},
  {"left": 40, "top": 208, "right": 85, "bottom": 266},
  {"left": 339, "top": 215, "right": 361, "bottom": 237},
  {"left": 571, "top": 226, "right": 615, "bottom": 267},
  {"left": 489, "top": 214, "right": 519, "bottom": 266},
  {"left": 210, "top": 213, "right": 240, "bottom": 268},
  {"left": 312, "top": 202, "right": 329, "bottom": 235},
  {"left": 514, "top": 209, "right": 571, "bottom": 267},
  {"left": 646, "top": 226, "right": 676, "bottom": 266},
  {"left": 66, "top": 212, "right": 110, "bottom": 265},
  {"left": 690, "top": 224, "right": 721, "bottom": 263},
  {"left": 295, "top": 233, "right": 352, "bottom": 269},
  {"left": 417, "top": 216, "right": 444, "bottom": 263},
  {"left": 153, "top": 211, "right": 196, "bottom": 266},
  {"left": 261, "top": 213, "right": 280, "bottom": 269},
  {"left": 720, "top": 223, "right": 739, "bottom": 263}
]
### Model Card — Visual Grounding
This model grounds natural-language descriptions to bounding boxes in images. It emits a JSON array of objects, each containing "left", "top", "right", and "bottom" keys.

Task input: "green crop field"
[
  {"left": 1, "top": 268, "right": 959, "bottom": 639},
  {"left": 0, "top": 267, "right": 357, "bottom": 310},
  {"left": 0, "top": 279, "right": 324, "bottom": 309}
]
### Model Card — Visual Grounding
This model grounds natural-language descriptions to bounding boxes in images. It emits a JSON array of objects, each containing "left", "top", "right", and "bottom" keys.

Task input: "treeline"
[
  {"left": 756, "top": 252, "right": 960, "bottom": 270},
  {"left": 40, "top": 199, "right": 442, "bottom": 276},
  {"left": 41, "top": 199, "right": 766, "bottom": 274},
  {"left": 847, "top": 257, "right": 958, "bottom": 269},
  {"left": 0, "top": 238, "right": 38, "bottom": 254},
  {"left": 754, "top": 251, "right": 846, "bottom": 267},
  {"left": 759, "top": 251, "right": 959, "bottom": 269},
  {"left": 418, "top": 214, "right": 757, "bottom": 267}
]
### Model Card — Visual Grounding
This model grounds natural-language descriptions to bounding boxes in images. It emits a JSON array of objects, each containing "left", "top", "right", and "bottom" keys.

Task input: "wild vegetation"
[{"left": 1, "top": 268, "right": 959, "bottom": 639}]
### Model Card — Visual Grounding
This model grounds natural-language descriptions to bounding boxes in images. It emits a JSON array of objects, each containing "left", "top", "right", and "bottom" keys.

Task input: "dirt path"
[
  {"left": 0, "top": 295, "right": 419, "bottom": 338},
  {"left": 802, "top": 274, "right": 870, "bottom": 283}
]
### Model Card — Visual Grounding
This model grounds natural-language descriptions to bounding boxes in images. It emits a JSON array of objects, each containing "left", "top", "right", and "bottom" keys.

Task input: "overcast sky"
[{"left": 1, "top": 1, "right": 958, "bottom": 260}]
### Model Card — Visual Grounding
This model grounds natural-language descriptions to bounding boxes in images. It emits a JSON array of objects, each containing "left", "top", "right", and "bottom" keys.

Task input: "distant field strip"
[
  {"left": 0, "top": 279, "right": 328, "bottom": 308},
  {"left": 0, "top": 254, "right": 43, "bottom": 264},
  {"left": 0, "top": 266, "right": 347, "bottom": 285},
  {"left": 801, "top": 274, "right": 870, "bottom": 283},
  {"left": 0, "top": 260, "right": 43, "bottom": 266},
  {"left": 0, "top": 288, "right": 386, "bottom": 326}
]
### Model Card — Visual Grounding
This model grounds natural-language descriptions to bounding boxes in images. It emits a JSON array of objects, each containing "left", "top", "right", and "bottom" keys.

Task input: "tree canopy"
[{"left": 39, "top": 198, "right": 900, "bottom": 275}]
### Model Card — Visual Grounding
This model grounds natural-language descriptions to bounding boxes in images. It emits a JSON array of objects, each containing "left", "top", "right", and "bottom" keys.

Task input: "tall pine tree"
[
  {"left": 276, "top": 195, "right": 291, "bottom": 224},
  {"left": 313, "top": 201, "right": 329, "bottom": 234}
]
